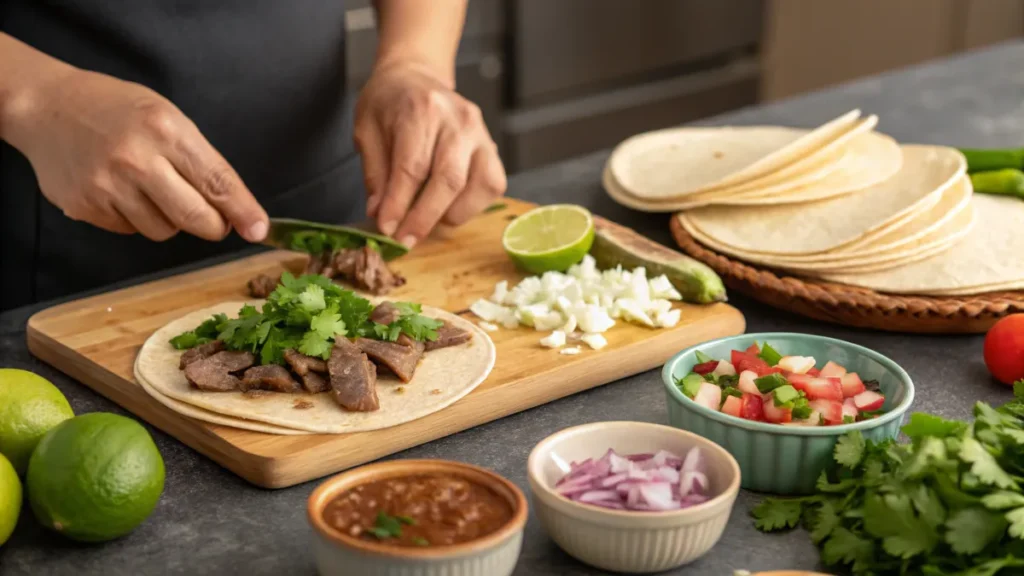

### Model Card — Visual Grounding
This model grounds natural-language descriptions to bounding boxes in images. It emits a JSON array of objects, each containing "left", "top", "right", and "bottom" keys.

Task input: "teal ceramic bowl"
[{"left": 661, "top": 332, "right": 915, "bottom": 495}]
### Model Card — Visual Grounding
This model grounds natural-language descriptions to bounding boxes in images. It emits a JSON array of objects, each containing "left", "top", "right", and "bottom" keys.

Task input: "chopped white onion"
[
  {"left": 559, "top": 346, "right": 582, "bottom": 356},
  {"left": 540, "top": 330, "right": 566, "bottom": 349},
  {"left": 581, "top": 333, "right": 607, "bottom": 351},
  {"left": 477, "top": 321, "right": 499, "bottom": 332}
]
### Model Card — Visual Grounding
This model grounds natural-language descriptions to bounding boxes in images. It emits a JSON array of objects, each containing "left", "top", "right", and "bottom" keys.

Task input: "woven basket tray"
[{"left": 669, "top": 217, "right": 1024, "bottom": 334}]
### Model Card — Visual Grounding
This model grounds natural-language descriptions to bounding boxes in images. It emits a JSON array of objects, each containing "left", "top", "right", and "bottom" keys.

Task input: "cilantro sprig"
[
  {"left": 169, "top": 273, "right": 443, "bottom": 364},
  {"left": 752, "top": 384, "right": 1024, "bottom": 575}
]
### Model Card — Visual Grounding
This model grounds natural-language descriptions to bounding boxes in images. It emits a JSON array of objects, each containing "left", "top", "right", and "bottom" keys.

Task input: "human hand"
[
  {"left": 6, "top": 68, "right": 268, "bottom": 242},
  {"left": 354, "top": 60, "right": 507, "bottom": 248}
]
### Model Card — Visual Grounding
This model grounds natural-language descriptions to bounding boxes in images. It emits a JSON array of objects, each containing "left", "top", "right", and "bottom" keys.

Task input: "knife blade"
[{"left": 262, "top": 218, "right": 410, "bottom": 261}]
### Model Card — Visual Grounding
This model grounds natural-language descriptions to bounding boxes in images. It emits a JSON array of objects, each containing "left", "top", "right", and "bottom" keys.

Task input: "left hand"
[{"left": 354, "top": 60, "right": 507, "bottom": 248}]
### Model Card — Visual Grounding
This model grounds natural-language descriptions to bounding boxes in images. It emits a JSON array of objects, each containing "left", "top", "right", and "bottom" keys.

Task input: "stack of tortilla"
[
  {"left": 604, "top": 109, "right": 1024, "bottom": 297},
  {"left": 133, "top": 302, "right": 496, "bottom": 435}
]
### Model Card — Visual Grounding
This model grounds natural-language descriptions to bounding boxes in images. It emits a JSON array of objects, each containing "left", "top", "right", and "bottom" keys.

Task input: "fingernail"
[
  {"left": 380, "top": 220, "right": 397, "bottom": 236},
  {"left": 400, "top": 235, "right": 417, "bottom": 248},
  {"left": 247, "top": 220, "right": 268, "bottom": 242}
]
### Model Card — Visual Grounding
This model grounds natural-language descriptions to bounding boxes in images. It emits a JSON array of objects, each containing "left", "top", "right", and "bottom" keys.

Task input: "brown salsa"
[{"left": 322, "top": 473, "right": 513, "bottom": 547}]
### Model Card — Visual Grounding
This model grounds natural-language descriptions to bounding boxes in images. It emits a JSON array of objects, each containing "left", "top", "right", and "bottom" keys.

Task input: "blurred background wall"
[{"left": 344, "top": 0, "right": 1024, "bottom": 174}]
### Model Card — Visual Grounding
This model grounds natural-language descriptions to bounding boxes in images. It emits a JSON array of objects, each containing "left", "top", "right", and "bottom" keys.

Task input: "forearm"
[
  {"left": 0, "top": 33, "right": 76, "bottom": 148},
  {"left": 371, "top": 0, "right": 467, "bottom": 87}
]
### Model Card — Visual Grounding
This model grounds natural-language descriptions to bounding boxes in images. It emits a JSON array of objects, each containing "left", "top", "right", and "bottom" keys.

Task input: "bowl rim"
[
  {"left": 527, "top": 420, "right": 741, "bottom": 520},
  {"left": 661, "top": 332, "right": 916, "bottom": 436},
  {"left": 307, "top": 459, "right": 528, "bottom": 560}
]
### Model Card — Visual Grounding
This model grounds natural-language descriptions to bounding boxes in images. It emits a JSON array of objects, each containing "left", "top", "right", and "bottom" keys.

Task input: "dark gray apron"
[{"left": 0, "top": 0, "right": 364, "bottom": 311}]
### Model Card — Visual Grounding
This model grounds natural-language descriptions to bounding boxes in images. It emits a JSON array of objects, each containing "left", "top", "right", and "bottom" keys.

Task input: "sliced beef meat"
[
  {"left": 333, "top": 247, "right": 406, "bottom": 295},
  {"left": 178, "top": 340, "right": 226, "bottom": 369},
  {"left": 328, "top": 338, "right": 380, "bottom": 411},
  {"left": 283, "top": 349, "right": 328, "bottom": 375},
  {"left": 183, "top": 351, "right": 255, "bottom": 392},
  {"left": 248, "top": 273, "right": 281, "bottom": 298},
  {"left": 305, "top": 252, "right": 328, "bottom": 275},
  {"left": 370, "top": 301, "right": 402, "bottom": 325},
  {"left": 301, "top": 371, "right": 330, "bottom": 394},
  {"left": 355, "top": 338, "right": 424, "bottom": 383},
  {"left": 424, "top": 321, "right": 472, "bottom": 351},
  {"left": 241, "top": 365, "right": 302, "bottom": 393}
]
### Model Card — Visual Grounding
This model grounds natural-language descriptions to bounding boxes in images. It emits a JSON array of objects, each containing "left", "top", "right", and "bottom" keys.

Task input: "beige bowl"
[
  {"left": 527, "top": 421, "right": 741, "bottom": 574},
  {"left": 307, "top": 459, "right": 528, "bottom": 576}
]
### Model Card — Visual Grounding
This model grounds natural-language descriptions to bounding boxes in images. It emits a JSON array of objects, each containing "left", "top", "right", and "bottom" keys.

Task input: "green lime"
[
  {"left": 0, "top": 453, "right": 21, "bottom": 546},
  {"left": 502, "top": 204, "right": 595, "bottom": 274},
  {"left": 0, "top": 368, "right": 75, "bottom": 476},
  {"left": 27, "top": 413, "right": 165, "bottom": 542}
]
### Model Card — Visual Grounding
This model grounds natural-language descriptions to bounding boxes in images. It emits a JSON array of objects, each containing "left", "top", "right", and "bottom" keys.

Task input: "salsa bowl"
[
  {"left": 527, "top": 421, "right": 741, "bottom": 573},
  {"left": 662, "top": 332, "right": 915, "bottom": 495},
  {"left": 307, "top": 459, "right": 528, "bottom": 576}
]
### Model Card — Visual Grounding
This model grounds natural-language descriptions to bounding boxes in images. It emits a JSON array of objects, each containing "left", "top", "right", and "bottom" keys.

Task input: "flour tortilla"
[
  {"left": 818, "top": 193, "right": 1024, "bottom": 294},
  {"left": 136, "top": 302, "right": 496, "bottom": 434},
  {"left": 683, "top": 145, "right": 966, "bottom": 255},
  {"left": 609, "top": 109, "right": 861, "bottom": 199}
]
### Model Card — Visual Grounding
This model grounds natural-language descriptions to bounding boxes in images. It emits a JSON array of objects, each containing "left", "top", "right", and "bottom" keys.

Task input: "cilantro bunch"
[
  {"left": 752, "top": 383, "right": 1024, "bottom": 576},
  {"left": 169, "top": 273, "right": 442, "bottom": 364}
]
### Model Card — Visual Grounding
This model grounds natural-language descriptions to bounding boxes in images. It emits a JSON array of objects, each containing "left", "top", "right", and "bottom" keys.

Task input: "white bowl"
[
  {"left": 308, "top": 459, "right": 528, "bottom": 576},
  {"left": 527, "top": 421, "right": 741, "bottom": 574}
]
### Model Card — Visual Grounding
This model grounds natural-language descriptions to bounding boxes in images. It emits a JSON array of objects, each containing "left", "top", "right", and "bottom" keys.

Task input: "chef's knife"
[{"left": 262, "top": 218, "right": 409, "bottom": 261}]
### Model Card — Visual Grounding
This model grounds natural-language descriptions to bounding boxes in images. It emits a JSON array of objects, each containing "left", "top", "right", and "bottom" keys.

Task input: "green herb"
[
  {"left": 843, "top": 415, "right": 856, "bottom": 424},
  {"left": 396, "top": 515, "right": 416, "bottom": 525},
  {"left": 677, "top": 373, "right": 704, "bottom": 399},
  {"left": 717, "top": 374, "right": 739, "bottom": 388},
  {"left": 772, "top": 384, "right": 799, "bottom": 406},
  {"left": 412, "top": 536, "right": 430, "bottom": 546},
  {"left": 369, "top": 511, "right": 405, "bottom": 540},
  {"left": 751, "top": 391, "right": 1024, "bottom": 575},
  {"left": 754, "top": 373, "right": 788, "bottom": 393},
  {"left": 791, "top": 398, "right": 813, "bottom": 420},
  {"left": 290, "top": 230, "right": 360, "bottom": 255},
  {"left": 169, "top": 273, "right": 441, "bottom": 364},
  {"left": 694, "top": 350, "right": 714, "bottom": 364},
  {"left": 722, "top": 386, "right": 743, "bottom": 399},
  {"left": 484, "top": 202, "right": 508, "bottom": 213},
  {"left": 759, "top": 342, "right": 783, "bottom": 367}
]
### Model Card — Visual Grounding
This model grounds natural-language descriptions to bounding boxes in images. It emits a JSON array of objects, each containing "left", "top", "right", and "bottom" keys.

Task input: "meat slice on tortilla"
[
  {"left": 300, "top": 371, "right": 330, "bottom": 394},
  {"left": 424, "top": 321, "right": 472, "bottom": 351},
  {"left": 369, "top": 301, "right": 402, "bottom": 325},
  {"left": 355, "top": 337, "right": 424, "bottom": 383},
  {"left": 283, "top": 349, "right": 328, "bottom": 376},
  {"left": 328, "top": 338, "right": 380, "bottom": 411},
  {"left": 247, "top": 273, "right": 280, "bottom": 298},
  {"left": 183, "top": 350, "right": 255, "bottom": 392},
  {"left": 241, "top": 365, "right": 302, "bottom": 393},
  {"left": 178, "top": 340, "right": 226, "bottom": 369},
  {"left": 333, "top": 247, "right": 406, "bottom": 295}
]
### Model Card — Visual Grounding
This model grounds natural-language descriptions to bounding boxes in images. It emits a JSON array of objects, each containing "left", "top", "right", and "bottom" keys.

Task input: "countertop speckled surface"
[{"left": 2, "top": 41, "right": 1023, "bottom": 576}]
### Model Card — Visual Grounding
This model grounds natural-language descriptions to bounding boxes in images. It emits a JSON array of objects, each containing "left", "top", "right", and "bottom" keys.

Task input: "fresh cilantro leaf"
[
  {"left": 373, "top": 512, "right": 403, "bottom": 539},
  {"left": 394, "top": 313, "right": 443, "bottom": 342},
  {"left": 982, "top": 492, "right": 1024, "bottom": 510},
  {"left": 901, "top": 436, "right": 948, "bottom": 480},
  {"left": 960, "top": 437, "right": 1018, "bottom": 490},
  {"left": 298, "top": 331, "right": 333, "bottom": 360},
  {"left": 1015, "top": 380, "right": 1024, "bottom": 399},
  {"left": 1001, "top": 428, "right": 1024, "bottom": 445},
  {"left": 976, "top": 401, "right": 1020, "bottom": 430},
  {"left": 758, "top": 342, "right": 783, "bottom": 366},
  {"left": 821, "top": 527, "right": 874, "bottom": 569},
  {"left": 1008, "top": 507, "right": 1024, "bottom": 539},
  {"left": 791, "top": 397, "right": 813, "bottom": 420},
  {"left": 169, "top": 331, "right": 200, "bottom": 349},
  {"left": 336, "top": 291, "right": 374, "bottom": 334},
  {"left": 816, "top": 471, "right": 858, "bottom": 494},
  {"left": 959, "top": 557, "right": 1024, "bottom": 576},
  {"left": 945, "top": 507, "right": 1008, "bottom": 554},
  {"left": 835, "top": 431, "right": 866, "bottom": 468},
  {"left": 169, "top": 314, "right": 226, "bottom": 349},
  {"left": 298, "top": 284, "right": 327, "bottom": 312},
  {"left": 901, "top": 412, "right": 967, "bottom": 440},
  {"left": 368, "top": 527, "right": 393, "bottom": 539},
  {"left": 911, "top": 484, "right": 947, "bottom": 528},
  {"left": 809, "top": 500, "right": 840, "bottom": 544},
  {"left": 412, "top": 536, "right": 430, "bottom": 546},
  {"left": 310, "top": 310, "right": 346, "bottom": 339},
  {"left": 393, "top": 301, "right": 422, "bottom": 316},
  {"left": 751, "top": 498, "right": 804, "bottom": 531},
  {"left": 863, "top": 494, "right": 939, "bottom": 558}
]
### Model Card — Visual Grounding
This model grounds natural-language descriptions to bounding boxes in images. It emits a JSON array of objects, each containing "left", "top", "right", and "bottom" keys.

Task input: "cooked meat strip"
[
  {"left": 369, "top": 301, "right": 402, "bottom": 325},
  {"left": 241, "top": 365, "right": 302, "bottom": 393},
  {"left": 305, "top": 252, "right": 330, "bottom": 275},
  {"left": 332, "top": 247, "right": 406, "bottom": 295},
  {"left": 183, "top": 351, "right": 255, "bottom": 392},
  {"left": 396, "top": 333, "right": 416, "bottom": 348},
  {"left": 301, "top": 371, "right": 330, "bottom": 394},
  {"left": 248, "top": 273, "right": 281, "bottom": 298},
  {"left": 328, "top": 338, "right": 380, "bottom": 411},
  {"left": 424, "top": 321, "right": 472, "bottom": 351},
  {"left": 355, "top": 337, "right": 424, "bottom": 383},
  {"left": 332, "top": 249, "right": 360, "bottom": 275},
  {"left": 283, "top": 349, "right": 328, "bottom": 375},
  {"left": 178, "top": 340, "right": 226, "bottom": 369}
]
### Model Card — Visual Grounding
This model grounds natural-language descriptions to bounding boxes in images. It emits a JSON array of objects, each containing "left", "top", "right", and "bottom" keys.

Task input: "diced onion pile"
[
  {"left": 470, "top": 255, "right": 683, "bottom": 351},
  {"left": 553, "top": 448, "right": 710, "bottom": 512}
]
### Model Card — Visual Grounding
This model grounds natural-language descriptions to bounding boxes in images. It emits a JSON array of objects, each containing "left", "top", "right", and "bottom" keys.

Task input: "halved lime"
[{"left": 502, "top": 204, "right": 595, "bottom": 274}]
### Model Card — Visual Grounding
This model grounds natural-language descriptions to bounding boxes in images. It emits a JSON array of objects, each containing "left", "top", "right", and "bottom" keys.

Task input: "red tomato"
[
  {"left": 745, "top": 344, "right": 761, "bottom": 355},
  {"left": 762, "top": 396, "right": 792, "bottom": 423},
  {"left": 731, "top": 350, "right": 772, "bottom": 377},
  {"left": 721, "top": 395, "right": 742, "bottom": 418},
  {"left": 809, "top": 399, "right": 844, "bottom": 425},
  {"left": 840, "top": 372, "right": 866, "bottom": 398},
  {"left": 740, "top": 393, "right": 765, "bottom": 421},
  {"left": 984, "top": 315, "right": 1024, "bottom": 385},
  {"left": 788, "top": 373, "right": 844, "bottom": 401},
  {"left": 806, "top": 367, "right": 821, "bottom": 377},
  {"left": 693, "top": 361, "right": 719, "bottom": 375}
]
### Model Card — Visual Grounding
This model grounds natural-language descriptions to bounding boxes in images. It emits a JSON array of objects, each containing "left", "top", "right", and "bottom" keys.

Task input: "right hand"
[{"left": 7, "top": 68, "right": 268, "bottom": 242}]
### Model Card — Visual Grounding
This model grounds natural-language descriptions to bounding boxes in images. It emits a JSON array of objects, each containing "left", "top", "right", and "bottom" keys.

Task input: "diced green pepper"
[
  {"left": 758, "top": 342, "right": 783, "bottom": 367},
  {"left": 678, "top": 373, "right": 704, "bottom": 398},
  {"left": 772, "top": 384, "right": 799, "bottom": 406},
  {"left": 754, "top": 373, "right": 788, "bottom": 393},
  {"left": 722, "top": 386, "right": 742, "bottom": 399},
  {"left": 970, "top": 168, "right": 1024, "bottom": 199},
  {"left": 792, "top": 399, "right": 813, "bottom": 420},
  {"left": 694, "top": 350, "right": 714, "bottom": 364}
]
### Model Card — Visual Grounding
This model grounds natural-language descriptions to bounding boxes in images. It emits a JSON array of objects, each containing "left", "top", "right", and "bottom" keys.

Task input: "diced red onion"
[
  {"left": 578, "top": 489, "right": 621, "bottom": 503},
  {"left": 626, "top": 453, "right": 654, "bottom": 462},
  {"left": 679, "top": 471, "right": 708, "bottom": 498},
  {"left": 599, "top": 472, "right": 629, "bottom": 488}
]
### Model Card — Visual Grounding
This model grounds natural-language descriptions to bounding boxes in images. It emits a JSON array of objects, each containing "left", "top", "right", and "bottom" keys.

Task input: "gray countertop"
[{"left": 3, "top": 41, "right": 1024, "bottom": 576}]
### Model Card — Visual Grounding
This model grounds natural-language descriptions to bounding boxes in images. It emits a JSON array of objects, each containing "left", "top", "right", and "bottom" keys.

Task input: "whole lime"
[
  {"left": 0, "top": 368, "right": 75, "bottom": 475},
  {"left": 0, "top": 452, "right": 21, "bottom": 546},
  {"left": 27, "top": 413, "right": 165, "bottom": 542}
]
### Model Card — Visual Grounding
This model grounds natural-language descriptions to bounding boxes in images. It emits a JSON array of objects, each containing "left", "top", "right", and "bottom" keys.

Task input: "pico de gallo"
[{"left": 675, "top": 342, "right": 886, "bottom": 426}]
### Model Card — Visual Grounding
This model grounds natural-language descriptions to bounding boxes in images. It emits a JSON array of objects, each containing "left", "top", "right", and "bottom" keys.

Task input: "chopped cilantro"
[
  {"left": 717, "top": 374, "right": 739, "bottom": 388},
  {"left": 758, "top": 342, "right": 783, "bottom": 366},
  {"left": 834, "top": 431, "right": 865, "bottom": 468},
  {"left": 412, "top": 536, "right": 430, "bottom": 546},
  {"left": 842, "top": 415, "right": 856, "bottom": 424},
  {"left": 370, "top": 512, "right": 405, "bottom": 540},
  {"left": 722, "top": 386, "right": 743, "bottom": 399},
  {"left": 751, "top": 498, "right": 804, "bottom": 531}
]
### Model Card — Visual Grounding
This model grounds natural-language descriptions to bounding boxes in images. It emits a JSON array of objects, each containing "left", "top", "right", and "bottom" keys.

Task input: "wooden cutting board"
[{"left": 26, "top": 198, "right": 745, "bottom": 488}]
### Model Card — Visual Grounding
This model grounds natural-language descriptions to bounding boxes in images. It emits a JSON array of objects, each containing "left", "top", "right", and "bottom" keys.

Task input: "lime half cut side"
[{"left": 502, "top": 204, "right": 595, "bottom": 274}]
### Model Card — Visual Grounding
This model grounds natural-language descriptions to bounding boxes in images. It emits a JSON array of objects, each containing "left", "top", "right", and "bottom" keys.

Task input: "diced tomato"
[
  {"left": 745, "top": 343, "right": 760, "bottom": 355},
  {"left": 806, "top": 367, "right": 821, "bottom": 377},
  {"left": 820, "top": 361, "right": 848, "bottom": 379},
  {"left": 721, "top": 395, "right": 742, "bottom": 418},
  {"left": 762, "top": 396, "right": 793, "bottom": 423},
  {"left": 842, "top": 398, "right": 859, "bottom": 419},
  {"left": 738, "top": 370, "right": 761, "bottom": 395},
  {"left": 853, "top": 390, "right": 885, "bottom": 412},
  {"left": 840, "top": 372, "right": 866, "bottom": 398},
  {"left": 788, "top": 373, "right": 844, "bottom": 401},
  {"left": 731, "top": 350, "right": 772, "bottom": 377},
  {"left": 693, "top": 360, "right": 719, "bottom": 375},
  {"left": 808, "top": 399, "right": 844, "bottom": 425},
  {"left": 693, "top": 382, "right": 723, "bottom": 411},
  {"left": 740, "top": 393, "right": 764, "bottom": 421}
]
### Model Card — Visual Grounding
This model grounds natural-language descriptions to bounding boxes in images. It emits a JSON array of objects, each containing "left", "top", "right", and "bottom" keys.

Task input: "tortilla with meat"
[{"left": 135, "top": 301, "right": 496, "bottom": 434}]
